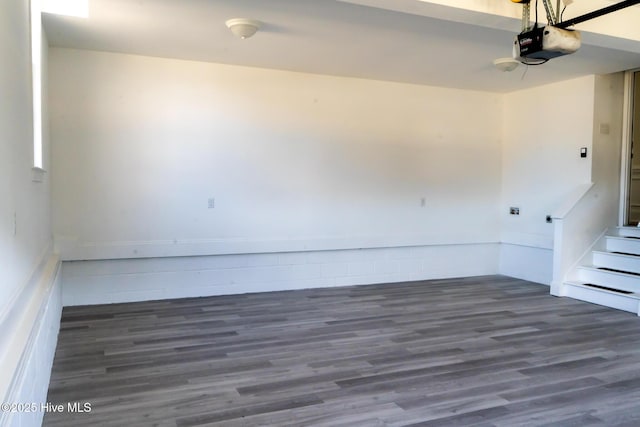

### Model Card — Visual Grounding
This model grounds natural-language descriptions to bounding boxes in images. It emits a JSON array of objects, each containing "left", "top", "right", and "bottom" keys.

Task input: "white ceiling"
[{"left": 42, "top": 0, "right": 640, "bottom": 93}]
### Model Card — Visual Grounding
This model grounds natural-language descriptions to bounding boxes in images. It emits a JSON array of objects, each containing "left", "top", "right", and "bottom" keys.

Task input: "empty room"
[{"left": 3, "top": 0, "right": 640, "bottom": 425}]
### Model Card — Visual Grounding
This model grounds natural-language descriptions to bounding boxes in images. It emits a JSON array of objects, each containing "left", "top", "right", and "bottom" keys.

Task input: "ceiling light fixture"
[
  {"left": 493, "top": 57, "right": 520, "bottom": 72},
  {"left": 225, "top": 18, "right": 261, "bottom": 39}
]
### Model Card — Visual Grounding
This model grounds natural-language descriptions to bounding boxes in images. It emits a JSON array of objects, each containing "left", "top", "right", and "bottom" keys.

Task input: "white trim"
[
  {"left": 551, "top": 217, "right": 566, "bottom": 296},
  {"left": 499, "top": 232, "right": 554, "bottom": 250},
  {"left": 55, "top": 235, "right": 500, "bottom": 261}
]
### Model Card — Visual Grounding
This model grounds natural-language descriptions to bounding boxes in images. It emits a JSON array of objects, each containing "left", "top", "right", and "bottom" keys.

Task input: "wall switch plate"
[
  {"left": 509, "top": 207, "right": 520, "bottom": 215},
  {"left": 580, "top": 147, "right": 587, "bottom": 158},
  {"left": 208, "top": 198, "right": 215, "bottom": 209}
]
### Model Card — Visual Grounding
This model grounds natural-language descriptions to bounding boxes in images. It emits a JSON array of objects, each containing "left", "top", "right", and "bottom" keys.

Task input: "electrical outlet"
[
  {"left": 546, "top": 215, "right": 552, "bottom": 223},
  {"left": 208, "top": 198, "right": 215, "bottom": 209},
  {"left": 509, "top": 207, "right": 520, "bottom": 215}
]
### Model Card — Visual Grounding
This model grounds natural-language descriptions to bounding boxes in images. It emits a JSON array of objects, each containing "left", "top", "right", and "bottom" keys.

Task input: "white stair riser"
[
  {"left": 605, "top": 237, "right": 640, "bottom": 256},
  {"left": 593, "top": 252, "right": 640, "bottom": 275},
  {"left": 577, "top": 267, "right": 640, "bottom": 293},
  {"left": 617, "top": 227, "right": 640, "bottom": 238},
  {"left": 564, "top": 283, "right": 640, "bottom": 314}
]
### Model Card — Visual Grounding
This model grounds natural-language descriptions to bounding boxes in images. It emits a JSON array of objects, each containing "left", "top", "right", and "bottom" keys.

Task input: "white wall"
[
  {"left": 0, "top": 0, "right": 62, "bottom": 426},
  {"left": 50, "top": 48, "right": 503, "bottom": 260},
  {"left": 1, "top": 1, "right": 61, "bottom": 423},
  {"left": 591, "top": 74, "right": 624, "bottom": 203},
  {"left": 499, "top": 76, "right": 597, "bottom": 284},
  {"left": 549, "top": 73, "right": 625, "bottom": 295},
  {"left": 48, "top": 48, "right": 509, "bottom": 304},
  {"left": 0, "top": 0, "right": 52, "bottom": 328}
]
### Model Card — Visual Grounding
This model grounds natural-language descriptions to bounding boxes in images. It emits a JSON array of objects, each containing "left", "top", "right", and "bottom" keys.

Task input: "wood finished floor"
[{"left": 44, "top": 275, "right": 640, "bottom": 427}]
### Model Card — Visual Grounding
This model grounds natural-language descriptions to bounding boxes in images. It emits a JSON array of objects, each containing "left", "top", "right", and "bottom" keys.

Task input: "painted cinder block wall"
[
  {"left": 50, "top": 48, "right": 506, "bottom": 304},
  {"left": 48, "top": 48, "right": 614, "bottom": 304}
]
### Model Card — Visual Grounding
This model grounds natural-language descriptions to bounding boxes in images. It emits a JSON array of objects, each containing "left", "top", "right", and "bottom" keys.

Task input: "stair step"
[
  {"left": 580, "top": 283, "right": 634, "bottom": 295},
  {"left": 605, "top": 236, "right": 640, "bottom": 256},
  {"left": 577, "top": 266, "right": 640, "bottom": 293},
  {"left": 611, "top": 251, "right": 640, "bottom": 256},
  {"left": 593, "top": 251, "right": 640, "bottom": 275},
  {"left": 616, "top": 226, "right": 640, "bottom": 238},
  {"left": 562, "top": 228, "right": 640, "bottom": 315},
  {"left": 593, "top": 251, "right": 640, "bottom": 274},
  {"left": 597, "top": 267, "right": 640, "bottom": 276},
  {"left": 564, "top": 281, "right": 640, "bottom": 314}
]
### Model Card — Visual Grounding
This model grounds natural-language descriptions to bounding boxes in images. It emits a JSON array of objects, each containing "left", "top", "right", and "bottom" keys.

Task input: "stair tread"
[
  {"left": 565, "top": 281, "right": 640, "bottom": 298},
  {"left": 597, "top": 267, "right": 640, "bottom": 276},
  {"left": 594, "top": 250, "right": 640, "bottom": 257},
  {"left": 607, "top": 235, "right": 640, "bottom": 240},
  {"left": 615, "top": 227, "right": 640, "bottom": 232},
  {"left": 578, "top": 265, "right": 640, "bottom": 277}
]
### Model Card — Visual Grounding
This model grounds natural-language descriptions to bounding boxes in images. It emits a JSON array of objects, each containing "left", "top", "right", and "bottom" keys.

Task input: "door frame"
[{"left": 619, "top": 69, "right": 638, "bottom": 226}]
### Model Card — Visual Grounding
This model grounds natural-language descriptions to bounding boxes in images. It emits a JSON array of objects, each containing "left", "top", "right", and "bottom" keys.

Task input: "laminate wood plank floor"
[{"left": 44, "top": 275, "right": 640, "bottom": 426}]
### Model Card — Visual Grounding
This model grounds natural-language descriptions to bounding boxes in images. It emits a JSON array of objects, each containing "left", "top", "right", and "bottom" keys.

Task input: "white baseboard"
[
  {"left": 1, "top": 255, "right": 62, "bottom": 427},
  {"left": 62, "top": 243, "right": 500, "bottom": 306},
  {"left": 499, "top": 243, "right": 553, "bottom": 285}
]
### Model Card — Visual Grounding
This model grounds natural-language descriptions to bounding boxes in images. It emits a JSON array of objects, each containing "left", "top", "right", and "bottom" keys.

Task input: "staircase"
[{"left": 563, "top": 227, "right": 640, "bottom": 315}]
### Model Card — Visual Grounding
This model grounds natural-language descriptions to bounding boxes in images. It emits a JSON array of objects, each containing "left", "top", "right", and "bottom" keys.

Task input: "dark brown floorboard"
[{"left": 44, "top": 275, "right": 640, "bottom": 426}]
